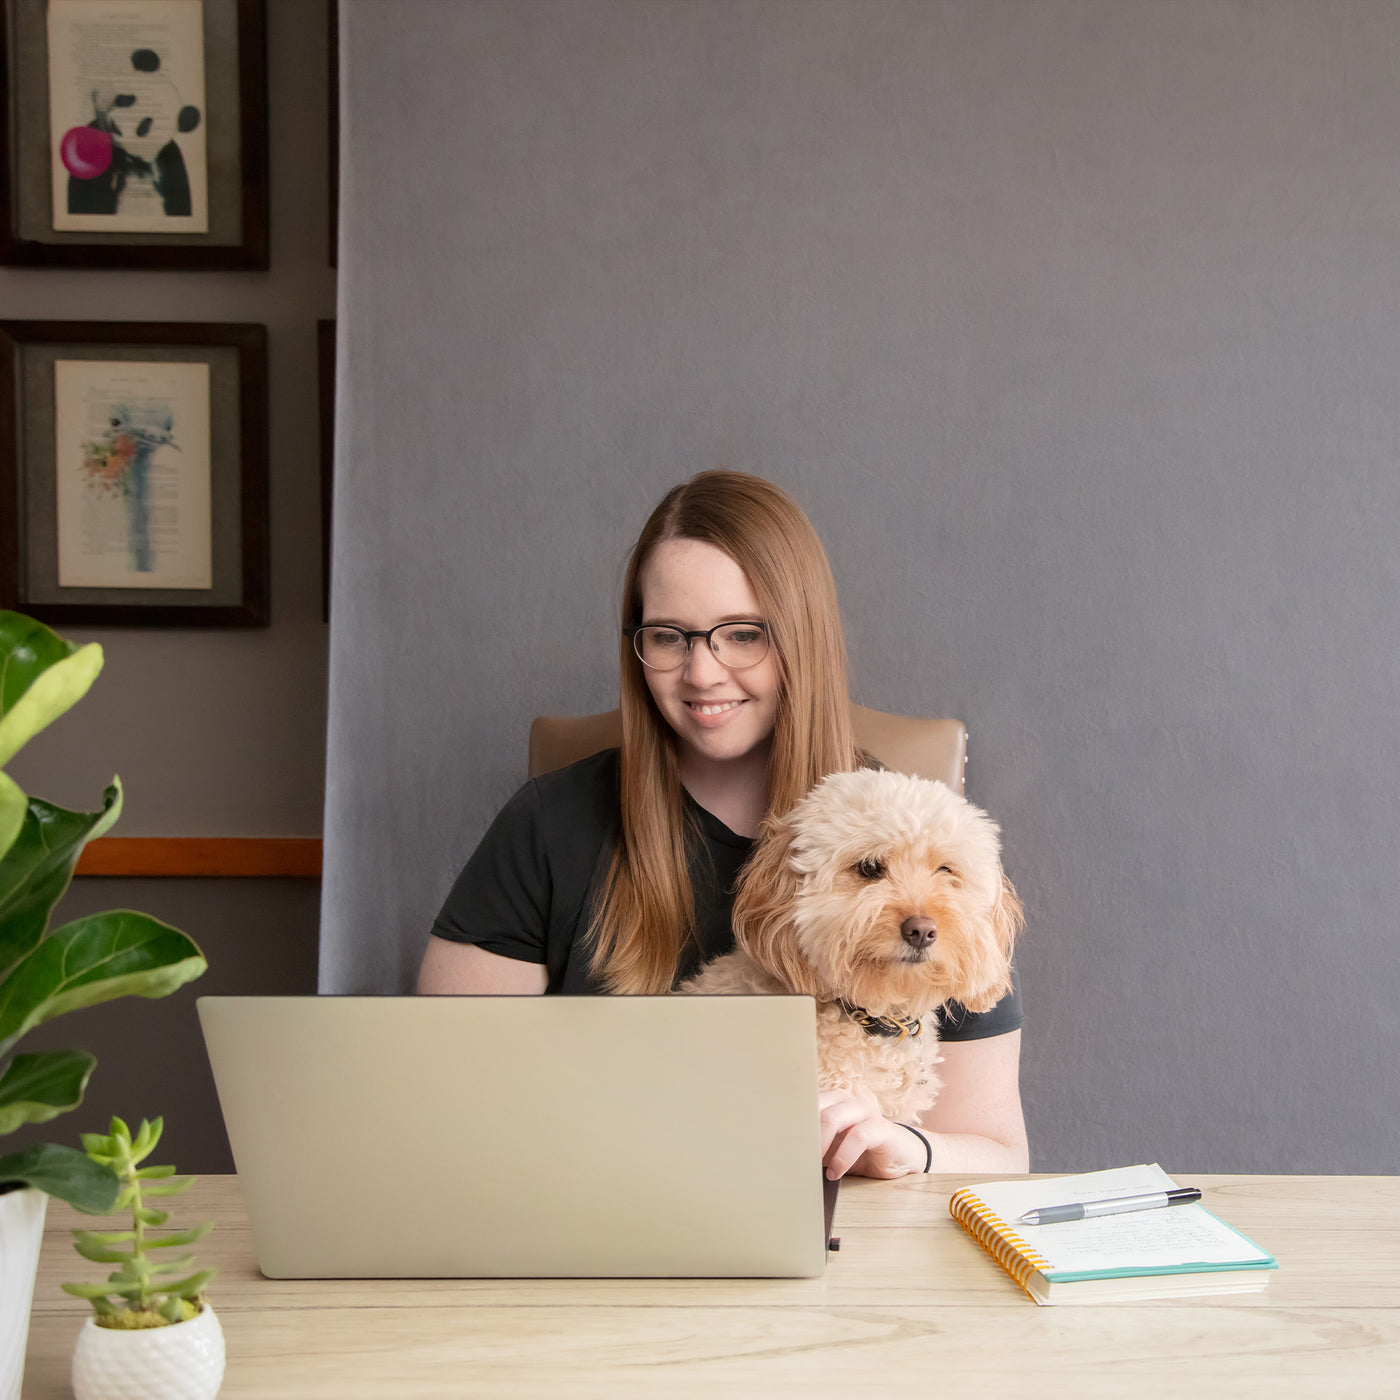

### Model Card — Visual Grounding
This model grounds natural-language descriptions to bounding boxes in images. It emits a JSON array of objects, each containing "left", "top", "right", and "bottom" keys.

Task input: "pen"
[{"left": 1014, "top": 1187, "right": 1202, "bottom": 1226}]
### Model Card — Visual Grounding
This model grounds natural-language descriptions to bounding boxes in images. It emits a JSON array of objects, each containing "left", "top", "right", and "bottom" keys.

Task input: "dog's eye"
[
  {"left": 856, "top": 857, "right": 886, "bottom": 880},
  {"left": 937, "top": 864, "right": 960, "bottom": 881}
]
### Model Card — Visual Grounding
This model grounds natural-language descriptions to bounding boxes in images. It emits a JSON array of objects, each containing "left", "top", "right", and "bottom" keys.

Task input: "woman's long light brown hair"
[{"left": 587, "top": 470, "right": 860, "bottom": 993}]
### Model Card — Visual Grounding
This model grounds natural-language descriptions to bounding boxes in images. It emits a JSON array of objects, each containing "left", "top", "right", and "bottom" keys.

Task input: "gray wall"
[
  {"left": 4, "top": 0, "right": 335, "bottom": 1171},
  {"left": 324, "top": 0, "right": 1400, "bottom": 1175}
]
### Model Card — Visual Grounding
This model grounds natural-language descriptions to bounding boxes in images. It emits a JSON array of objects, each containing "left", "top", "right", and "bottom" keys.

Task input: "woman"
[{"left": 418, "top": 470, "right": 1028, "bottom": 1177}]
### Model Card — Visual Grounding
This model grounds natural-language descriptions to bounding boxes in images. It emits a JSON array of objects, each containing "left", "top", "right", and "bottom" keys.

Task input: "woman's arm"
[
  {"left": 914, "top": 1030, "right": 1029, "bottom": 1171},
  {"left": 819, "top": 1030, "right": 1028, "bottom": 1178},
  {"left": 416, "top": 935, "right": 548, "bottom": 995}
]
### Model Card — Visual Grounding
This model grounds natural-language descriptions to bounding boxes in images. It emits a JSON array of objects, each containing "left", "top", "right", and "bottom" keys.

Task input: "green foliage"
[
  {"left": 0, "top": 612, "right": 104, "bottom": 768},
  {"left": 0, "top": 610, "right": 207, "bottom": 1212},
  {"left": 0, "top": 1049, "right": 98, "bottom": 1134},
  {"left": 0, "top": 1140, "right": 128, "bottom": 1213},
  {"left": 62, "top": 1116, "right": 215, "bottom": 1325}
]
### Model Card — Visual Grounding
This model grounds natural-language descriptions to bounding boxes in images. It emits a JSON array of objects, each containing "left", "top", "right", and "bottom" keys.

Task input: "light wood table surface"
[{"left": 21, "top": 1173, "right": 1399, "bottom": 1399}]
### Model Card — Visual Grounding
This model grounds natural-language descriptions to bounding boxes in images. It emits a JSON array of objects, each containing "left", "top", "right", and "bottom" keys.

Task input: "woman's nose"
[{"left": 682, "top": 639, "right": 728, "bottom": 686}]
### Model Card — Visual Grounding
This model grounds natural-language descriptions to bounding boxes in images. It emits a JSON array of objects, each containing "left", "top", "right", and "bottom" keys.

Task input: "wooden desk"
[{"left": 21, "top": 1174, "right": 1400, "bottom": 1398}]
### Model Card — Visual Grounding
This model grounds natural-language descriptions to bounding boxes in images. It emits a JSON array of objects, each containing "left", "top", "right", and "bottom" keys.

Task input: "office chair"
[{"left": 528, "top": 705, "right": 968, "bottom": 793}]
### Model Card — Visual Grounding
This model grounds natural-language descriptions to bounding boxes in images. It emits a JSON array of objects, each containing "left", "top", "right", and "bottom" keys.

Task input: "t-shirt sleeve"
[
  {"left": 430, "top": 779, "right": 552, "bottom": 965},
  {"left": 936, "top": 959, "right": 1024, "bottom": 1041}
]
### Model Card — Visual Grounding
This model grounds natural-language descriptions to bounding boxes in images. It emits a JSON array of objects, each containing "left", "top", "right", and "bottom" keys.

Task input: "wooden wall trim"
[{"left": 75, "top": 837, "right": 323, "bottom": 878}]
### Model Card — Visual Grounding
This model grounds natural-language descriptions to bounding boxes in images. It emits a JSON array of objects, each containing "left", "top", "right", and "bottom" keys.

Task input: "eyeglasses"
[{"left": 624, "top": 620, "right": 770, "bottom": 672}]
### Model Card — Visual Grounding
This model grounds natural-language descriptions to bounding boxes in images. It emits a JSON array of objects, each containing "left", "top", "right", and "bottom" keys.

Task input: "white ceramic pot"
[
  {"left": 0, "top": 1186, "right": 48, "bottom": 1400},
  {"left": 71, "top": 1302, "right": 225, "bottom": 1400}
]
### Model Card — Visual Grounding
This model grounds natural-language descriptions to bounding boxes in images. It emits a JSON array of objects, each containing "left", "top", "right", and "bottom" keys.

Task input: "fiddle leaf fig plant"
[
  {"left": 62, "top": 1116, "right": 214, "bottom": 1328},
  {"left": 0, "top": 610, "right": 207, "bottom": 1213}
]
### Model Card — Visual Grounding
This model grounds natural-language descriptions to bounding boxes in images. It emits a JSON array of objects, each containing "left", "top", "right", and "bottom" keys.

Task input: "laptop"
[{"left": 198, "top": 994, "right": 837, "bottom": 1278}]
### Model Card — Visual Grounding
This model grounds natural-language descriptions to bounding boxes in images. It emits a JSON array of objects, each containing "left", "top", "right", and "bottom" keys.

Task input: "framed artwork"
[
  {"left": 0, "top": 0, "right": 268, "bottom": 269},
  {"left": 0, "top": 319, "right": 269, "bottom": 627}
]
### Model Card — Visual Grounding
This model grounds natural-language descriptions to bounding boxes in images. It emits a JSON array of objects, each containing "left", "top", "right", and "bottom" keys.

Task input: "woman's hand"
[
  {"left": 818, "top": 1035, "right": 1030, "bottom": 1179},
  {"left": 818, "top": 1088, "right": 925, "bottom": 1180}
]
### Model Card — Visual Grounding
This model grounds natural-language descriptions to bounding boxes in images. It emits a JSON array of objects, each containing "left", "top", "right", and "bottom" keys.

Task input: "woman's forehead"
[{"left": 638, "top": 538, "right": 761, "bottom": 622}]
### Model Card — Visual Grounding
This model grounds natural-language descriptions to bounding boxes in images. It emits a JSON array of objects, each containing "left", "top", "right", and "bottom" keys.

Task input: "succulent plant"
[{"left": 62, "top": 1116, "right": 214, "bottom": 1327}]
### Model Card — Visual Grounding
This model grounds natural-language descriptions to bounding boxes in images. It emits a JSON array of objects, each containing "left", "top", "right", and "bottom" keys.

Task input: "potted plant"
[
  {"left": 65, "top": 1116, "right": 224, "bottom": 1400},
  {"left": 0, "top": 611, "right": 206, "bottom": 1400}
]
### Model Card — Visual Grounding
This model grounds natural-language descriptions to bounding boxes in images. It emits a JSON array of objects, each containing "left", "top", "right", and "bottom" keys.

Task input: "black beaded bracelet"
[{"left": 896, "top": 1121, "right": 933, "bottom": 1173}]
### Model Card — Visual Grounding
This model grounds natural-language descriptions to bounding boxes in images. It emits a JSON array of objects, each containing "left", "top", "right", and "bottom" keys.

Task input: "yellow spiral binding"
[{"left": 948, "top": 1188, "right": 1053, "bottom": 1300}]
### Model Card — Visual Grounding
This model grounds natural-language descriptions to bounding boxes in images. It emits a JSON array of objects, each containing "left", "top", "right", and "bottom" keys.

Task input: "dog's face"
[{"left": 733, "top": 769, "right": 1021, "bottom": 1018}]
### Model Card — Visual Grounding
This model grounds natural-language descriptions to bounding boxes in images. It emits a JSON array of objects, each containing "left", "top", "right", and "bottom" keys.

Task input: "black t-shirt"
[{"left": 431, "top": 748, "right": 1023, "bottom": 1039}]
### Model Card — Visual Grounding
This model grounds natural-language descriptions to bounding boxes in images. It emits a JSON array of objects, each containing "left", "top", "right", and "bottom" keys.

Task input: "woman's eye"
[
  {"left": 856, "top": 857, "right": 886, "bottom": 880},
  {"left": 724, "top": 628, "right": 763, "bottom": 646}
]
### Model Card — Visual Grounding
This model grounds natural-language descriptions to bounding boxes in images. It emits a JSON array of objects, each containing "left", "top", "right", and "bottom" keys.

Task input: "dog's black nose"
[{"left": 900, "top": 916, "right": 937, "bottom": 949}]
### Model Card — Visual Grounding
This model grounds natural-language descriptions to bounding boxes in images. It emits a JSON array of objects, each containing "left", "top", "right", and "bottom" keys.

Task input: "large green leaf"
[
  {"left": 0, "top": 612, "right": 103, "bottom": 768},
  {"left": 0, "top": 1141, "right": 120, "bottom": 1212},
  {"left": 0, "top": 1047, "right": 97, "bottom": 1134},
  {"left": 0, "top": 782, "right": 124, "bottom": 986},
  {"left": 0, "top": 612, "right": 76, "bottom": 711},
  {"left": 0, "top": 771, "right": 23, "bottom": 864},
  {"left": 0, "top": 912, "right": 206, "bottom": 1061}
]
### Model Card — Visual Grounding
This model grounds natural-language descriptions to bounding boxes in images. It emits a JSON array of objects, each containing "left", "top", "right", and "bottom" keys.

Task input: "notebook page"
[{"left": 967, "top": 1164, "right": 1273, "bottom": 1276}]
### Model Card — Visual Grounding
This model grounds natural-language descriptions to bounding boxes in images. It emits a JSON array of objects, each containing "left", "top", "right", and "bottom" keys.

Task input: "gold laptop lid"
[{"left": 198, "top": 995, "right": 828, "bottom": 1278}]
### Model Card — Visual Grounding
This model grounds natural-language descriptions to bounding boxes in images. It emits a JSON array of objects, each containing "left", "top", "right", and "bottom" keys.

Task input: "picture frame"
[
  {"left": 0, "top": 0, "right": 269, "bottom": 269},
  {"left": 0, "top": 319, "right": 269, "bottom": 627}
]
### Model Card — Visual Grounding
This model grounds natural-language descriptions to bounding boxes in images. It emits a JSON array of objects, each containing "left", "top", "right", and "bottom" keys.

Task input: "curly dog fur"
[{"left": 681, "top": 768, "right": 1022, "bottom": 1121}]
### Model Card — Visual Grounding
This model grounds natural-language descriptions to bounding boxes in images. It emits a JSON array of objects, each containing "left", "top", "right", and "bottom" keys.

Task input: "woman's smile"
[{"left": 686, "top": 698, "right": 747, "bottom": 720}]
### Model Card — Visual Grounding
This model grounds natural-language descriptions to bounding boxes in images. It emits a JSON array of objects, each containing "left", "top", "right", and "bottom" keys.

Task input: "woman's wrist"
[{"left": 894, "top": 1120, "right": 933, "bottom": 1173}]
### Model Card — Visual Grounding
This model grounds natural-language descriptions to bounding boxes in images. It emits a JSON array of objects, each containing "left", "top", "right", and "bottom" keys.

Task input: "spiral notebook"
[{"left": 949, "top": 1164, "right": 1277, "bottom": 1305}]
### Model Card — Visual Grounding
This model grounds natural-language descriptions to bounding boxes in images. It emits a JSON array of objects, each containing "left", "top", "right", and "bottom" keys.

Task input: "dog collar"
[{"left": 838, "top": 1000, "right": 925, "bottom": 1041}]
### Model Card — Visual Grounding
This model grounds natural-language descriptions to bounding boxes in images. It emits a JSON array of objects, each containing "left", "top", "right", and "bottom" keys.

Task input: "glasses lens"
[
  {"left": 633, "top": 626, "right": 688, "bottom": 670},
  {"left": 711, "top": 623, "right": 769, "bottom": 669}
]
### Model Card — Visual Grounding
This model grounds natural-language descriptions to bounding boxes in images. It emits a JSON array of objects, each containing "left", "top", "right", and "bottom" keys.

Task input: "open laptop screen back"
[{"left": 198, "top": 995, "right": 827, "bottom": 1278}]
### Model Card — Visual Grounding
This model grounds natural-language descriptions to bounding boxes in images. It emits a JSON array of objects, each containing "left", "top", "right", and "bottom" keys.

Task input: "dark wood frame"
[
  {"left": 0, "top": 319, "right": 269, "bottom": 627},
  {"left": 0, "top": 0, "right": 269, "bottom": 269}
]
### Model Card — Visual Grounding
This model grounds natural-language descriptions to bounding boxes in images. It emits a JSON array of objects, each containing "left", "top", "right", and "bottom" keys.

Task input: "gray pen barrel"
[
  {"left": 1080, "top": 1191, "right": 1174, "bottom": 1219},
  {"left": 1019, "top": 1187, "right": 1203, "bottom": 1227}
]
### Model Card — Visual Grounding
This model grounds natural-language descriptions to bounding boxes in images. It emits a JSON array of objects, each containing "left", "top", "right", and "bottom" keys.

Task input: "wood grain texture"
[
  {"left": 21, "top": 1174, "right": 1400, "bottom": 1398},
  {"left": 73, "top": 838, "right": 323, "bottom": 878}
]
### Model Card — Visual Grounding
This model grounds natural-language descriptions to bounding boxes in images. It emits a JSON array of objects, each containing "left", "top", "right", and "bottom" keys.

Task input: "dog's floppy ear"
[
  {"left": 993, "top": 875, "right": 1024, "bottom": 959},
  {"left": 731, "top": 813, "right": 823, "bottom": 998},
  {"left": 958, "top": 875, "right": 1025, "bottom": 1014}
]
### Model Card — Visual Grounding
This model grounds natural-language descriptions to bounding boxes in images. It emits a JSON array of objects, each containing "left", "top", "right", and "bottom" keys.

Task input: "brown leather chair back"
[{"left": 528, "top": 705, "right": 968, "bottom": 793}]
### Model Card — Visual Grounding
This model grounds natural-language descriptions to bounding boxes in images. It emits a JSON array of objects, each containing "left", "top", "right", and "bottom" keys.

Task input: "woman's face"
[{"left": 636, "top": 538, "right": 780, "bottom": 769}]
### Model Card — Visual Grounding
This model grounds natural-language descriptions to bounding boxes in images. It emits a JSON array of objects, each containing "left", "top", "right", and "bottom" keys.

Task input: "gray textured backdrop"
[{"left": 323, "top": 0, "right": 1400, "bottom": 1174}]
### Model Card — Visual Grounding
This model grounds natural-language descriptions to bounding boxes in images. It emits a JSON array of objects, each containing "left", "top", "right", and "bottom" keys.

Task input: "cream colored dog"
[{"left": 682, "top": 768, "right": 1022, "bottom": 1121}]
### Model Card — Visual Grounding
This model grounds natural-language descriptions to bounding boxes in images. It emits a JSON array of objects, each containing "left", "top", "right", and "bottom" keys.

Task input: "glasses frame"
[{"left": 623, "top": 619, "right": 770, "bottom": 672}]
